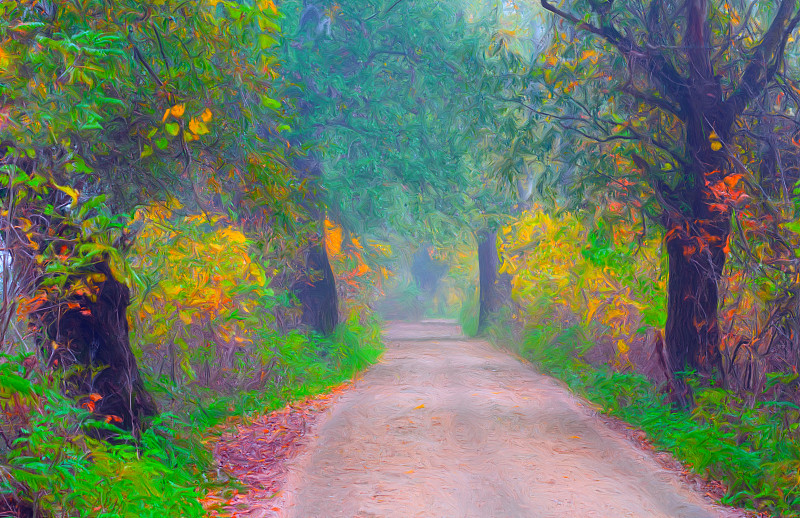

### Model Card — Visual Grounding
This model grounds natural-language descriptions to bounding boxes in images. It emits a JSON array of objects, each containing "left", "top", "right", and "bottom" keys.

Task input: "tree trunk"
[
  {"left": 289, "top": 152, "right": 339, "bottom": 336},
  {"left": 663, "top": 188, "right": 731, "bottom": 403},
  {"left": 478, "top": 229, "right": 507, "bottom": 332},
  {"left": 294, "top": 239, "right": 338, "bottom": 335},
  {"left": 36, "top": 260, "right": 157, "bottom": 435}
]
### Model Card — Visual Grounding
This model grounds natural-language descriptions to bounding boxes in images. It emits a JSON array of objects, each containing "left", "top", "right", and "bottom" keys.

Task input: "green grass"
[
  {"left": 1, "top": 314, "right": 384, "bottom": 517},
  {"left": 458, "top": 287, "right": 480, "bottom": 337},
  {"left": 500, "top": 319, "right": 800, "bottom": 517}
]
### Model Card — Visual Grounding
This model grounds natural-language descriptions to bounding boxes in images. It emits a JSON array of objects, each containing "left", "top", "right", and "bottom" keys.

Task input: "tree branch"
[
  {"left": 540, "top": 0, "right": 612, "bottom": 41},
  {"left": 364, "top": 0, "right": 405, "bottom": 22},
  {"left": 724, "top": 0, "right": 799, "bottom": 116},
  {"left": 622, "top": 83, "right": 684, "bottom": 118},
  {"left": 540, "top": 0, "right": 689, "bottom": 111}
]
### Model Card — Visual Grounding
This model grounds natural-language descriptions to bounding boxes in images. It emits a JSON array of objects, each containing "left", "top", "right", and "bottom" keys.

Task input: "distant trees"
[{"left": 278, "top": 0, "right": 514, "bottom": 326}]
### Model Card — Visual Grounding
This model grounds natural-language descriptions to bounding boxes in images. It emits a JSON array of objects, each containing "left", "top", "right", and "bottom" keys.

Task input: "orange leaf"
[
  {"left": 723, "top": 174, "right": 742, "bottom": 188},
  {"left": 170, "top": 104, "right": 185, "bottom": 118}
]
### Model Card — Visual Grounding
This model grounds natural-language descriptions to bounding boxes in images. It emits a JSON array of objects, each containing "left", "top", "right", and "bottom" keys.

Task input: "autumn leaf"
[
  {"left": 52, "top": 182, "right": 79, "bottom": 208},
  {"left": 324, "top": 217, "right": 343, "bottom": 256},
  {"left": 170, "top": 104, "right": 186, "bottom": 118},
  {"left": 188, "top": 117, "right": 210, "bottom": 135}
]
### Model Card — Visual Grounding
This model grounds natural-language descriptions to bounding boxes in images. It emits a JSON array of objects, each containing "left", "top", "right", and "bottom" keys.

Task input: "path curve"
[{"left": 282, "top": 321, "right": 742, "bottom": 518}]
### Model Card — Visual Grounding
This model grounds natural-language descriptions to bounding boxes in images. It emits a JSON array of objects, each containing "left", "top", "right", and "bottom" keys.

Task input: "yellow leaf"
[
  {"left": 179, "top": 311, "right": 192, "bottom": 325},
  {"left": 170, "top": 104, "right": 185, "bottom": 118},
  {"left": 414, "top": 404, "right": 425, "bottom": 409},
  {"left": 52, "top": 182, "right": 79, "bottom": 208},
  {"left": 710, "top": 141, "right": 723, "bottom": 151},
  {"left": 0, "top": 46, "right": 12, "bottom": 72},
  {"left": 163, "top": 284, "right": 182, "bottom": 297},
  {"left": 222, "top": 228, "right": 247, "bottom": 244},
  {"left": 201, "top": 108, "right": 213, "bottom": 122},
  {"left": 162, "top": 108, "right": 170, "bottom": 123},
  {"left": 188, "top": 117, "right": 210, "bottom": 135}
]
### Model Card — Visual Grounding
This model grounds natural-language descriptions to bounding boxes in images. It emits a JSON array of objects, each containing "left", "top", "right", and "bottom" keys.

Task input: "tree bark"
[
  {"left": 36, "top": 260, "right": 157, "bottom": 435},
  {"left": 478, "top": 229, "right": 507, "bottom": 332},
  {"left": 663, "top": 208, "right": 729, "bottom": 399},
  {"left": 294, "top": 239, "right": 339, "bottom": 335},
  {"left": 290, "top": 152, "right": 339, "bottom": 336},
  {"left": 540, "top": 0, "right": 800, "bottom": 391}
]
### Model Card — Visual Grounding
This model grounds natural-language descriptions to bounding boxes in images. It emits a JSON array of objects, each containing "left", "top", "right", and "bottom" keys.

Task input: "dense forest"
[{"left": 4, "top": 0, "right": 800, "bottom": 516}]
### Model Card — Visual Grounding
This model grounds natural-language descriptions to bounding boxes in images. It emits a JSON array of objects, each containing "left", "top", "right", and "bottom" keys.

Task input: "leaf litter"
[{"left": 204, "top": 383, "right": 350, "bottom": 518}]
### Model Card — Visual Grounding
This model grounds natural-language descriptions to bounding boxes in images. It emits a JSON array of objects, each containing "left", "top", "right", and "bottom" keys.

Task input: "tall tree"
[
  {"left": 534, "top": 0, "right": 800, "bottom": 400},
  {"left": 1, "top": 0, "right": 290, "bottom": 429}
]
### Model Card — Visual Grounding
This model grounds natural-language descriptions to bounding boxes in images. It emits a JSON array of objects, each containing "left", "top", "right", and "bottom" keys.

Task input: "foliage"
[
  {"left": 0, "top": 356, "right": 210, "bottom": 517},
  {"left": 126, "top": 202, "right": 384, "bottom": 406},
  {"left": 128, "top": 203, "right": 277, "bottom": 389},
  {"left": 499, "top": 0, "right": 800, "bottom": 382},
  {"left": 500, "top": 207, "right": 666, "bottom": 359},
  {"left": 324, "top": 217, "right": 390, "bottom": 318},
  {"left": 278, "top": 0, "right": 510, "bottom": 245},
  {"left": 1, "top": 302, "right": 383, "bottom": 516},
  {"left": 0, "top": 0, "right": 292, "bottom": 214}
]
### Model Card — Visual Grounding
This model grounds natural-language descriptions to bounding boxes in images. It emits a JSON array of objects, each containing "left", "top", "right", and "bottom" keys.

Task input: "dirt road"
[{"left": 281, "top": 321, "right": 741, "bottom": 518}]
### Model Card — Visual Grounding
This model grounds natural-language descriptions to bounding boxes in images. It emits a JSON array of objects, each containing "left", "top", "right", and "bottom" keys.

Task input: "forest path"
[{"left": 281, "top": 321, "right": 739, "bottom": 518}]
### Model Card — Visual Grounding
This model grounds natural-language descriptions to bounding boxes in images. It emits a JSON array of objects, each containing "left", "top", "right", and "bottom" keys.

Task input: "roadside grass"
[
  {"left": 502, "top": 319, "right": 800, "bottom": 517},
  {"left": 1, "top": 314, "right": 383, "bottom": 517}
]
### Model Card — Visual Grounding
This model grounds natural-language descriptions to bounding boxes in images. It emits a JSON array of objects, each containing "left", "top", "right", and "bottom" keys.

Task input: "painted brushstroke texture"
[{"left": 282, "top": 321, "right": 737, "bottom": 518}]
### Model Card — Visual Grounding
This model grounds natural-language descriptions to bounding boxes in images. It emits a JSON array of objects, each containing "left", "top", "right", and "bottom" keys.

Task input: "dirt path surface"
[{"left": 282, "top": 321, "right": 741, "bottom": 518}]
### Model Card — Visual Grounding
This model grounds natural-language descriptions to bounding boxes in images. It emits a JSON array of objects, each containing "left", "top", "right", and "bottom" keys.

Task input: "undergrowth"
[
  {"left": 509, "top": 320, "right": 800, "bottom": 516},
  {"left": 0, "top": 314, "right": 383, "bottom": 517}
]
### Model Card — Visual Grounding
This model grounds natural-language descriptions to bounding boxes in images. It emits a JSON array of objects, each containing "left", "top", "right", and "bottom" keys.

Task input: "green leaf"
[{"left": 262, "top": 97, "right": 281, "bottom": 110}]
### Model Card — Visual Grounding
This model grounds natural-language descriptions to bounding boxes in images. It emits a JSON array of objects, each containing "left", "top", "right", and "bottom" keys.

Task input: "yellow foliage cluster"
[
  {"left": 500, "top": 207, "right": 666, "bottom": 360},
  {"left": 128, "top": 203, "right": 272, "bottom": 380}
]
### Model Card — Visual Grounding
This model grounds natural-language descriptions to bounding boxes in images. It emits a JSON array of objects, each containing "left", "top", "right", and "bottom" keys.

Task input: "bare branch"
[
  {"left": 540, "top": 0, "right": 689, "bottom": 110},
  {"left": 539, "top": 0, "right": 611, "bottom": 41},
  {"left": 725, "top": 0, "right": 799, "bottom": 115}
]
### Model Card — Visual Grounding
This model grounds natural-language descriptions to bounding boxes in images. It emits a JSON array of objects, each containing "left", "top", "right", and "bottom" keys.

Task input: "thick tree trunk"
[
  {"left": 478, "top": 229, "right": 507, "bottom": 332},
  {"left": 37, "top": 260, "right": 157, "bottom": 435},
  {"left": 663, "top": 189, "right": 730, "bottom": 403},
  {"left": 294, "top": 239, "right": 338, "bottom": 335},
  {"left": 290, "top": 152, "right": 339, "bottom": 336}
]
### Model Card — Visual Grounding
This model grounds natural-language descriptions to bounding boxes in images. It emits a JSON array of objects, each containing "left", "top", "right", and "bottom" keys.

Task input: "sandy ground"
[{"left": 280, "top": 321, "right": 743, "bottom": 518}]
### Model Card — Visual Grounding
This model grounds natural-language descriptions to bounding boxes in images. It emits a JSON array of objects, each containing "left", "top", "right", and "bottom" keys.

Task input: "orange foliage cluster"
[{"left": 324, "top": 217, "right": 390, "bottom": 317}]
